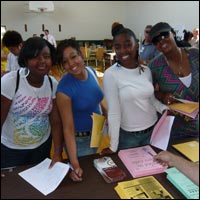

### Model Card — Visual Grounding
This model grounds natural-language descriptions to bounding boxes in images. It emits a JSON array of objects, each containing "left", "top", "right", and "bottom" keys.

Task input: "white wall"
[
  {"left": 1, "top": 1, "right": 199, "bottom": 41},
  {"left": 125, "top": 1, "right": 199, "bottom": 39}
]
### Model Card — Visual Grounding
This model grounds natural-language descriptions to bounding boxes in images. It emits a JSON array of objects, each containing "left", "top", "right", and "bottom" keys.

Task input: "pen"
[
  {"left": 142, "top": 147, "right": 154, "bottom": 157},
  {"left": 1, "top": 166, "right": 16, "bottom": 172},
  {"left": 68, "top": 163, "right": 81, "bottom": 178}
]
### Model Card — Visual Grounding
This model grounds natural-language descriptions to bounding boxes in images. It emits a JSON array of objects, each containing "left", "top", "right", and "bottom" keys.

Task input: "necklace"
[
  {"left": 177, "top": 48, "right": 183, "bottom": 77},
  {"left": 165, "top": 48, "right": 184, "bottom": 77}
]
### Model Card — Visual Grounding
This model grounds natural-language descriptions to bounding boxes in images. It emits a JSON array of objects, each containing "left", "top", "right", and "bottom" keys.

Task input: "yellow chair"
[
  {"left": 95, "top": 47, "right": 105, "bottom": 71},
  {"left": 80, "top": 46, "right": 89, "bottom": 65}
]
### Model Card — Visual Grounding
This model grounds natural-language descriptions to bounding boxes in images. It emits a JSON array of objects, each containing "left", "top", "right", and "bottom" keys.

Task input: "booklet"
[
  {"left": 18, "top": 158, "right": 70, "bottom": 196},
  {"left": 93, "top": 156, "right": 126, "bottom": 183},
  {"left": 165, "top": 167, "right": 199, "bottom": 199},
  {"left": 172, "top": 141, "right": 199, "bottom": 162},
  {"left": 115, "top": 176, "right": 174, "bottom": 199},
  {"left": 118, "top": 145, "right": 168, "bottom": 178}
]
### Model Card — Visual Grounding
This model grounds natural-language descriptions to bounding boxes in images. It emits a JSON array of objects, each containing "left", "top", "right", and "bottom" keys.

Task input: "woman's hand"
[
  {"left": 69, "top": 166, "right": 83, "bottom": 182},
  {"left": 49, "top": 152, "right": 63, "bottom": 169},
  {"left": 163, "top": 93, "right": 176, "bottom": 105}
]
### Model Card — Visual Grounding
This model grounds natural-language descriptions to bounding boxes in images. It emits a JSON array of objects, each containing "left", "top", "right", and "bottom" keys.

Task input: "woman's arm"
[
  {"left": 1, "top": 95, "right": 12, "bottom": 134},
  {"left": 56, "top": 92, "right": 83, "bottom": 181},
  {"left": 49, "top": 99, "right": 64, "bottom": 167},
  {"left": 100, "top": 102, "right": 107, "bottom": 119},
  {"left": 102, "top": 71, "right": 121, "bottom": 153},
  {"left": 154, "top": 151, "right": 199, "bottom": 186}
]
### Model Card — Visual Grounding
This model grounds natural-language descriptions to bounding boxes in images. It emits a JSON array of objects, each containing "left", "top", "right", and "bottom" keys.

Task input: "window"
[{"left": 1, "top": 25, "right": 6, "bottom": 40}]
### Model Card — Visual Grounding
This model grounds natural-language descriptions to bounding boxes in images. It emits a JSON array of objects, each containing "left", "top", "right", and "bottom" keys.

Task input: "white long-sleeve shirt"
[
  {"left": 6, "top": 52, "right": 20, "bottom": 72},
  {"left": 43, "top": 34, "right": 57, "bottom": 48},
  {"left": 103, "top": 63, "right": 168, "bottom": 152}
]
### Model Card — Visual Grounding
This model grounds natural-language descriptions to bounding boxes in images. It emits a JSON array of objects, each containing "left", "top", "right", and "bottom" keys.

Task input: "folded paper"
[{"left": 150, "top": 110, "right": 175, "bottom": 150}]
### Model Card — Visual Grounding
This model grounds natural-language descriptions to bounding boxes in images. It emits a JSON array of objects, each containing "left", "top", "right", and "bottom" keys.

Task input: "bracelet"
[{"left": 54, "top": 146, "right": 63, "bottom": 153}]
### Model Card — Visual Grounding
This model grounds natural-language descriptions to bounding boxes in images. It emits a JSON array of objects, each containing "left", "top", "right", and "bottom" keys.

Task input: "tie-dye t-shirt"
[{"left": 1, "top": 69, "right": 58, "bottom": 149}]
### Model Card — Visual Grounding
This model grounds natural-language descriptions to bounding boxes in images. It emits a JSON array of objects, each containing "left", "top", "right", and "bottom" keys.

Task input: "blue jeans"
[
  {"left": 64, "top": 135, "right": 97, "bottom": 157},
  {"left": 118, "top": 127, "right": 153, "bottom": 150}
]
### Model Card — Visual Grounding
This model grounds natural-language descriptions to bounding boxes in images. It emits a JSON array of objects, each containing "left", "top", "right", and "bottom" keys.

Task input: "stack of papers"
[
  {"left": 93, "top": 156, "right": 126, "bottom": 183},
  {"left": 169, "top": 99, "right": 199, "bottom": 119},
  {"left": 165, "top": 167, "right": 199, "bottom": 199},
  {"left": 115, "top": 176, "right": 173, "bottom": 199},
  {"left": 118, "top": 145, "right": 168, "bottom": 178},
  {"left": 18, "top": 158, "right": 70, "bottom": 196},
  {"left": 172, "top": 141, "right": 199, "bottom": 162}
]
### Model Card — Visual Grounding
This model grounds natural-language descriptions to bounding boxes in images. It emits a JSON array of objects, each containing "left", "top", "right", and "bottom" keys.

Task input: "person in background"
[
  {"left": 171, "top": 28, "right": 184, "bottom": 47},
  {"left": 32, "top": 34, "right": 38, "bottom": 37},
  {"left": 190, "top": 27, "right": 199, "bottom": 48},
  {"left": 171, "top": 28, "right": 193, "bottom": 48},
  {"left": 2, "top": 30, "right": 23, "bottom": 73},
  {"left": 43, "top": 29, "right": 57, "bottom": 48},
  {"left": 179, "top": 29, "right": 193, "bottom": 47},
  {"left": 40, "top": 33, "right": 45, "bottom": 38},
  {"left": 154, "top": 150, "right": 199, "bottom": 186},
  {"left": 149, "top": 22, "right": 199, "bottom": 140},
  {"left": 54, "top": 39, "right": 107, "bottom": 182},
  {"left": 1, "top": 44, "right": 10, "bottom": 76},
  {"left": 139, "top": 25, "right": 160, "bottom": 65},
  {"left": 1, "top": 37, "right": 63, "bottom": 168},
  {"left": 100, "top": 24, "right": 167, "bottom": 155}
]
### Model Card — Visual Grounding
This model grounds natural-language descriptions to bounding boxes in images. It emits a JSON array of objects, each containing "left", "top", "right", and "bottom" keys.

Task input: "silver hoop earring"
[
  {"left": 25, "top": 68, "right": 30, "bottom": 77},
  {"left": 19, "top": 68, "right": 30, "bottom": 77}
]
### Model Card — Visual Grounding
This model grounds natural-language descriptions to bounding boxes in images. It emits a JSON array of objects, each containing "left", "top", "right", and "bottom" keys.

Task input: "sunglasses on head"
[{"left": 152, "top": 31, "right": 170, "bottom": 45}]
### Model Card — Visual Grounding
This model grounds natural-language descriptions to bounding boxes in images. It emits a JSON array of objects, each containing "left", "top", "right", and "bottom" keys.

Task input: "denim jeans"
[
  {"left": 118, "top": 127, "right": 153, "bottom": 150},
  {"left": 64, "top": 135, "right": 97, "bottom": 158},
  {"left": 1, "top": 135, "right": 52, "bottom": 168}
]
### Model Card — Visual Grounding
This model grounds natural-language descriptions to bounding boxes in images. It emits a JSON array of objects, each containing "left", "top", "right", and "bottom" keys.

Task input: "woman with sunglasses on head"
[
  {"left": 148, "top": 22, "right": 199, "bottom": 140},
  {"left": 100, "top": 23, "right": 168, "bottom": 155}
]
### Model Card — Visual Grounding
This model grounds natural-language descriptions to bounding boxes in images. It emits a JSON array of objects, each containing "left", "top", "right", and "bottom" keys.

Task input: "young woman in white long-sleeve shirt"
[{"left": 101, "top": 24, "right": 168, "bottom": 155}]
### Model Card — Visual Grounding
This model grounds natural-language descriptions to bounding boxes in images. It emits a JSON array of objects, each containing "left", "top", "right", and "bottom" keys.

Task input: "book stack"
[
  {"left": 93, "top": 156, "right": 126, "bottom": 183},
  {"left": 115, "top": 176, "right": 174, "bottom": 199},
  {"left": 118, "top": 145, "right": 168, "bottom": 178},
  {"left": 165, "top": 167, "right": 199, "bottom": 199}
]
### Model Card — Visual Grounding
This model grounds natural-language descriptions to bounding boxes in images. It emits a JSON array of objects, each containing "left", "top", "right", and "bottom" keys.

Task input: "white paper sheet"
[{"left": 18, "top": 158, "right": 70, "bottom": 196}]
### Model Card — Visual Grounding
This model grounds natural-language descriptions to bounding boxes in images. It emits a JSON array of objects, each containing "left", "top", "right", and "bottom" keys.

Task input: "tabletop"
[{"left": 1, "top": 136, "right": 198, "bottom": 199}]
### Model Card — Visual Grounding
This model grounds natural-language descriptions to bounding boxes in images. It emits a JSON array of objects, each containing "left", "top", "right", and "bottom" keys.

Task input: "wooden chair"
[
  {"left": 95, "top": 47, "right": 105, "bottom": 71},
  {"left": 80, "top": 46, "right": 89, "bottom": 65},
  {"left": 88, "top": 46, "right": 97, "bottom": 65}
]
